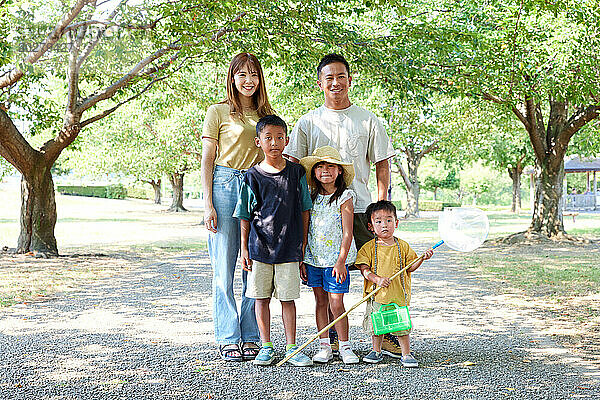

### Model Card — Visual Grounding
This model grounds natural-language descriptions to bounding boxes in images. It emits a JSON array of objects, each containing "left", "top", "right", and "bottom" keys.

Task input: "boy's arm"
[
  {"left": 233, "top": 179, "right": 256, "bottom": 272},
  {"left": 302, "top": 209, "right": 310, "bottom": 258},
  {"left": 300, "top": 209, "right": 310, "bottom": 281},
  {"left": 240, "top": 219, "right": 252, "bottom": 272}
]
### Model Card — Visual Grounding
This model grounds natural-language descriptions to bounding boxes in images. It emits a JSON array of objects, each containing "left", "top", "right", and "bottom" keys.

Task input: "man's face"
[
  {"left": 317, "top": 62, "right": 351, "bottom": 103},
  {"left": 255, "top": 125, "right": 288, "bottom": 159}
]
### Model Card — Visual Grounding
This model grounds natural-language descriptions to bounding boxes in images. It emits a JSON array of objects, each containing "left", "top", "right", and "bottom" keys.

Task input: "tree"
[
  {"left": 422, "top": 169, "right": 459, "bottom": 201},
  {"left": 0, "top": 0, "right": 354, "bottom": 255},
  {"left": 408, "top": 0, "right": 600, "bottom": 237}
]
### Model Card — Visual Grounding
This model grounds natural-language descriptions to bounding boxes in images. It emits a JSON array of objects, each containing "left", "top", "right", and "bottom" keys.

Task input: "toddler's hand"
[
  {"left": 423, "top": 248, "right": 434, "bottom": 260},
  {"left": 374, "top": 275, "right": 391, "bottom": 288}
]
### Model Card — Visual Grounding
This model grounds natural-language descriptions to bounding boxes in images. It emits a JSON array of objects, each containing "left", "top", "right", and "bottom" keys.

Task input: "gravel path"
[{"left": 1, "top": 245, "right": 598, "bottom": 399}]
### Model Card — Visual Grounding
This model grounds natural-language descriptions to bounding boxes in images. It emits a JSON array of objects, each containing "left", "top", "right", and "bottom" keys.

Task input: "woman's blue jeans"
[{"left": 208, "top": 165, "right": 259, "bottom": 345}]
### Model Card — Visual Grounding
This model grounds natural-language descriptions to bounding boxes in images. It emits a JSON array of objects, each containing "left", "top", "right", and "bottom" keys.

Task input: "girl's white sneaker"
[
  {"left": 339, "top": 347, "right": 359, "bottom": 364},
  {"left": 312, "top": 346, "right": 333, "bottom": 363}
]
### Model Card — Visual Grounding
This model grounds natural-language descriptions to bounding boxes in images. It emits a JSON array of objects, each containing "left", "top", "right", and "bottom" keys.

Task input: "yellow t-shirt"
[
  {"left": 202, "top": 103, "right": 264, "bottom": 170},
  {"left": 356, "top": 238, "right": 418, "bottom": 306}
]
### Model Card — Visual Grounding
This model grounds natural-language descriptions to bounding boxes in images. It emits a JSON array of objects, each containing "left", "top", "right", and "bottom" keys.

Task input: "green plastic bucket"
[{"left": 371, "top": 303, "right": 412, "bottom": 335}]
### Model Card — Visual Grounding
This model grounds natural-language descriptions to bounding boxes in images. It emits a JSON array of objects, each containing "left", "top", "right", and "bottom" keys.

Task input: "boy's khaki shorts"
[
  {"left": 246, "top": 261, "right": 300, "bottom": 301},
  {"left": 362, "top": 299, "right": 412, "bottom": 337}
]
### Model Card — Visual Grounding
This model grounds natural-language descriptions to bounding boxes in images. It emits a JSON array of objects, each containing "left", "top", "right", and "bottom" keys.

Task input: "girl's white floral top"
[{"left": 304, "top": 189, "right": 357, "bottom": 268}]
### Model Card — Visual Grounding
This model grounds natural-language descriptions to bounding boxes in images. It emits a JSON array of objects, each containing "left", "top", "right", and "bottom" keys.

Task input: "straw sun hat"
[{"left": 299, "top": 146, "right": 355, "bottom": 187}]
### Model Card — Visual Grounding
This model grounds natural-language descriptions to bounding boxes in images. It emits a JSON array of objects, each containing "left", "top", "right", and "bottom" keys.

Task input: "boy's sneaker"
[
  {"left": 339, "top": 346, "right": 359, "bottom": 364},
  {"left": 285, "top": 346, "right": 313, "bottom": 367},
  {"left": 400, "top": 353, "right": 419, "bottom": 368},
  {"left": 313, "top": 346, "right": 333, "bottom": 363},
  {"left": 253, "top": 346, "right": 275, "bottom": 366},
  {"left": 381, "top": 333, "right": 403, "bottom": 359},
  {"left": 329, "top": 328, "right": 339, "bottom": 357},
  {"left": 363, "top": 351, "right": 384, "bottom": 364}
]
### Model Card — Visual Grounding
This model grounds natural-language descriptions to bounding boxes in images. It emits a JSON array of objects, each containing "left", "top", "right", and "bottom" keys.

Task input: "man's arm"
[{"left": 375, "top": 158, "right": 391, "bottom": 201}]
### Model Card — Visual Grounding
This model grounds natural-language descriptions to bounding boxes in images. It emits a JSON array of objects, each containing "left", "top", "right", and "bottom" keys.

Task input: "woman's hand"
[{"left": 204, "top": 206, "right": 218, "bottom": 233}]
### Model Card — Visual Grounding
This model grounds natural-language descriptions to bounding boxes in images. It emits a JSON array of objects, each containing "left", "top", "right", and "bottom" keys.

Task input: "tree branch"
[
  {"left": 420, "top": 140, "right": 438, "bottom": 157},
  {"left": 76, "top": 3, "right": 121, "bottom": 68},
  {"left": 552, "top": 104, "right": 600, "bottom": 170},
  {"left": 0, "top": 109, "right": 37, "bottom": 175},
  {"left": 0, "top": 0, "right": 93, "bottom": 89},
  {"left": 525, "top": 98, "right": 546, "bottom": 162},
  {"left": 482, "top": 91, "right": 531, "bottom": 132},
  {"left": 80, "top": 74, "right": 169, "bottom": 128},
  {"left": 65, "top": 30, "right": 84, "bottom": 118},
  {"left": 394, "top": 155, "right": 411, "bottom": 189},
  {"left": 77, "top": 42, "right": 183, "bottom": 113}
]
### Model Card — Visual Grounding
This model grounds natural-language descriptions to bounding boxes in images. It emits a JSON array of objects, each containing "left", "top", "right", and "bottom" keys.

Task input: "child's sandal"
[{"left": 219, "top": 344, "right": 243, "bottom": 362}]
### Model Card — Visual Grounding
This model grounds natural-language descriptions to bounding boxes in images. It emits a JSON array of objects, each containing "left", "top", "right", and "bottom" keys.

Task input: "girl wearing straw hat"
[{"left": 300, "top": 146, "right": 360, "bottom": 364}]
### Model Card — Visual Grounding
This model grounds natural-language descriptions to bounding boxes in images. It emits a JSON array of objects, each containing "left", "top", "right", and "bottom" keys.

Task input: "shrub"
[
  {"left": 126, "top": 187, "right": 153, "bottom": 200},
  {"left": 56, "top": 184, "right": 126, "bottom": 199}
]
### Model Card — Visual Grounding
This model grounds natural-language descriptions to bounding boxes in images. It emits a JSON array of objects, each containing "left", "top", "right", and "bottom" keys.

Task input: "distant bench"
[{"left": 563, "top": 211, "right": 579, "bottom": 222}]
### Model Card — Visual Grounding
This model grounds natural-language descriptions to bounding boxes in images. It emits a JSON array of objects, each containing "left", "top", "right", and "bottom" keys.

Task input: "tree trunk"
[
  {"left": 17, "top": 161, "right": 58, "bottom": 256},
  {"left": 528, "top": 160, "right": 565, "bottom": 236},
  {"left": 505, "top": 97, "right": 599, "bottom": 238},
  {"left": 403, "top": 153, "right": 421, "bottom": 218},
  {"left": 168, "top": 172, "right": 187, "bottom": 212},
  {"left": 508, "top": 166, "right": 522, "bottom": 214},
  {"left": 433, "top": 187, "right": 438, "bottom": 201},
  {"left": 149, "top": 179, "right": 161, "bottom": 204}
]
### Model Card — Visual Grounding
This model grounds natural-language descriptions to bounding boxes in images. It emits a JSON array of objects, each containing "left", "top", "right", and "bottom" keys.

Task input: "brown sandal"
[{"left": 241, "top": 342, "right": 260, "bottom": 361}]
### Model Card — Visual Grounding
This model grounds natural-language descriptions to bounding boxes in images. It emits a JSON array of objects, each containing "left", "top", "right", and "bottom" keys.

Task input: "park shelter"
[{"left": 563, "top": 157, "right": 600, "bottom": 210}]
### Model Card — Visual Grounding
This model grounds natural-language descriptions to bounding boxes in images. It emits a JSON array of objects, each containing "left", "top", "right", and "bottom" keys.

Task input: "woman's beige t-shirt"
[{"left": 202, "top": 103, "right": 264, "bottom": 170}]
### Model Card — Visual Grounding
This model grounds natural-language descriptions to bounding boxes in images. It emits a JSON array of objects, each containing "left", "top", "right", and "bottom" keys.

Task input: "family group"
[{"left": 200, "top": 52, "right": 433, "bottom": 368}]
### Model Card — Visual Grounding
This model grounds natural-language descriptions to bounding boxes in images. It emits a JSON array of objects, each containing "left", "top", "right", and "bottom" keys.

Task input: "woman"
[{"left": 201, "top": 53, "right": 273, "bottom": 361}]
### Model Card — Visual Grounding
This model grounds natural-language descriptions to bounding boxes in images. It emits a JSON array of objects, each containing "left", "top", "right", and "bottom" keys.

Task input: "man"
[{"left": 284, "top": 53, "right": 402, "bottom": 358}]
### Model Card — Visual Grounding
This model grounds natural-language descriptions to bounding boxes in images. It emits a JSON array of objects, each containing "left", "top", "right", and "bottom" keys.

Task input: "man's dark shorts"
[{"left": 350, "top": 212, "right": 374, "bottom": 271}]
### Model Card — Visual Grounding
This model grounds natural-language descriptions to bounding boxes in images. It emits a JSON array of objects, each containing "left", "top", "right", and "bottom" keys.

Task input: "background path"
[{"left": 1, "top": 244, "right": 598, "bottom": 399}]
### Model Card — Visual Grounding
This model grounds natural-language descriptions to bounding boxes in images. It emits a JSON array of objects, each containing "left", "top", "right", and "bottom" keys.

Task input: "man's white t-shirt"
[{"left": 285, "top": 104, "right": 396, "bottom": 213}]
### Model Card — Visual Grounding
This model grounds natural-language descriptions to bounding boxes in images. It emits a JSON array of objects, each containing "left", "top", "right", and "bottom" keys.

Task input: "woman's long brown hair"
[{"left": 224, "top": 53, "right": 273, "bottom": 119}]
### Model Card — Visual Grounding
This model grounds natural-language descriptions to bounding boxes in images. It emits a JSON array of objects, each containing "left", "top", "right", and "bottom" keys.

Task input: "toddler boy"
[{"left": 355, "top": 200, "right": 433, "bottom": 366}]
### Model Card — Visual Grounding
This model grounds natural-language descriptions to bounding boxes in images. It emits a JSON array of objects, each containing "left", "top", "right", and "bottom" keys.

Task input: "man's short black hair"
[
  {"left": 366, "top": 200, "right": 398, "bottom": 223},
  {"left": 256, "top": 114, "right": 288, "bottom": 137},
  {"left": 317, "top": 53, "right": 351, "bottom": 79}
]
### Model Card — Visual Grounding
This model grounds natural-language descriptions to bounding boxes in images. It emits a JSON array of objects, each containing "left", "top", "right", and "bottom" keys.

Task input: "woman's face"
[{"left": 233, "top": 63, "right": 259, "bottom": 98}]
